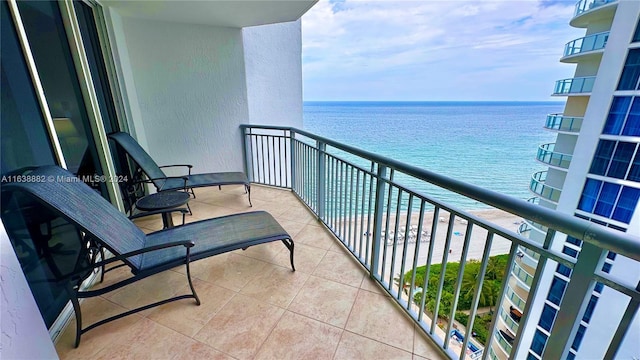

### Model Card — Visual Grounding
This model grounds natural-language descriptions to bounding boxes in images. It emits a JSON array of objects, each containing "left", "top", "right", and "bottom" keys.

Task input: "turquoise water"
[{"left": 303, "top": 101, "right": 563, "bottom": 210}]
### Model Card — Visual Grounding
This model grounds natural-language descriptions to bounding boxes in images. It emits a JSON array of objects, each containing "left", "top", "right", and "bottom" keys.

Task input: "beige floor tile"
[
  {"left": 359, "top": 275, "right": 387, "bottom": 295},
  {"left": 56, "top": 299, "right": 143, "bottom": 359},
  {"left": 172, "top": 341, "right": 236, "bottom": 360},
  {"left": 146, "top": 279, "right": 235, "bottom": 337},
  {"left": 194, "top": 294, "right": 285, "bottom": 360},
  {"left": 243, "top": 197, "right": 292, "bottom": 216},
  {"left": 184, "top": 201, "right": 237, "bottom": 221},
  {"left": 314, "top": 250, "right": 365, "bottom": 287},
  {"left": 288, "top": 275, "right": 358, "bottom": 328},
  {"left": 186, "top": 252, "right": 270, "bottom": 291},
  {"left": 276, "top": 219, "right": 312, "bottom": 238},
  {"left": 91, "top": 318, "right": 196, "bottom": 359},
  {"left": 345, "top": 290, "right": 415, "bottom": 352},
  {"left": 240, "top": 264, "right": 308, "bottom": 307},
  {"left": 294, "top": 223, "right": 339, "bottom": 250},
  {"left": 103, "top": 270, "right": 187, "bottom": 311},
  {"left": 413, "top": 326, "right": 445, "bottom": 360},
  {"left": 334, "top": 331, "right": 413, "bottom": 360},
  {"left": 254, "top": 312, "right": 343, "bottom": 360},
  {"left": 278, "top": 206, "right": 317, "bottom": 224},
  {"left": 272, "top": 242, "right": 327, "bottom": 273}
]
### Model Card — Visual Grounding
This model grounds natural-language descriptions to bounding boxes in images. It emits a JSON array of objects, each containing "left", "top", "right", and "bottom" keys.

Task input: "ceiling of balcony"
[{"left": 102, "top": 0, "right": 318, "bottom": 28}]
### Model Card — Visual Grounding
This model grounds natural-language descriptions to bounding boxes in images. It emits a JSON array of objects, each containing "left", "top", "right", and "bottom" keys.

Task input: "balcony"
[
  {"left": 544, "top": 114, "right": 583, "bottom": 133},
  {"left": 561, "top": 32, "right": 609, "bottom": 62},
  {"left": 55, "top": 185, "right": 445, "bottom": 359},
  {"left": 239, "top": 126, "right": 639, "bottom": 360},
  {"left": 552, "top": 77, "right": 596, "bottom": 96},
  {"left": 536, "top": 143, "right": 572, "bottom": 169},
  {"left": 530, "top": 171, "right": 562, "bottom": 203},
  {"left": 571, "top": 0, "right": 618, "bottom": 27},
  {"left": 50, "top": 126, "right": 639, "bottom": 359}
]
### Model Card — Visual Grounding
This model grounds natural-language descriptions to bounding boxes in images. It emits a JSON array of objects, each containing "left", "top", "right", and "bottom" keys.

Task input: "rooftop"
[{"left": 55, "top": 185, "right": 446, "bottom": 360}]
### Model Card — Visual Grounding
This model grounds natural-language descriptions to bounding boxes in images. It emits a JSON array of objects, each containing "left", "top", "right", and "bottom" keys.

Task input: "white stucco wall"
[
  {"left": 108, "top": 15, "right": 250, "bottom": 174},
  {"left": 0, "top": 224, "right": 58, "bottom": 359},
  {"left": 243, "top": 20, "right": 304, "bottom": 128}
]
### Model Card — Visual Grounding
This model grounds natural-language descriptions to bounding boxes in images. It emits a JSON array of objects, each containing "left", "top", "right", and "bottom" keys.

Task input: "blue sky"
[{"left": 301, "top": 0, "right": 584, "bottom": 101}]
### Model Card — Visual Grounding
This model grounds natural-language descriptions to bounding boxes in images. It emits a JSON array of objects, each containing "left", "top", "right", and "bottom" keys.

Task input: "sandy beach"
[{"left": 329, "top": 208, "right": 523, "bottom": 279}]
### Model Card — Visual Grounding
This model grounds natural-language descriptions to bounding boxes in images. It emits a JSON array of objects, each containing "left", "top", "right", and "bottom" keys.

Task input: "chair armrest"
[
  {"left": 133, "top": 175, "right": 189, "bottom": 192},
  {"left": 159, "top": 164, "right": 193, "bottom": 175},
  {"left": 58, "top": 239, "right": 195, "bottom": 282}
]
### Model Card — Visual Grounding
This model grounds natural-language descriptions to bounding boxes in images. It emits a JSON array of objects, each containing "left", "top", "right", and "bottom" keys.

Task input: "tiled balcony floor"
[{"left": 55, "top": 185, "right": 445, "bottom": 360}]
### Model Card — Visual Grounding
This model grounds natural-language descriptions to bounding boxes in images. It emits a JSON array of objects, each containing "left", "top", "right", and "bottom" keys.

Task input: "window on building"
[
  {"left": 571, "top": 325, "right": 587, "bottom": 351},
  {"left": 548, "top": 277, "right": 568, "bottom": 306},
  {"left": 628, "top": 151, "right": 640, "bottom": 182},
  {"left": 622, "top": 97, "right": 640, "bottom": 136},
  {"left": 583, "top": 295, "right": 598, "bottom": 323},
  {"left": 562, "top": 246, "right": 579, "bottom": 258},
  {"left": 603, "top": 97, "right": 632, "bottom": 135},
  {"left": 595, "top": 282, "right": 604, "bottom": 293},
  {"left": 567, "top": 351, "right": 577, "bottom": 360},
  {"left": 539, "top": 304, "right": 557, "bottom": 331},
  {"left": 602, "top": 262, "right": 613, "bottom": 273},
  {"left": 607, "top": 142, "right": 636, "bottom": 179},
  {"left": 527, "top": 353, "right": 539, "bottom": 360},
  {"left": 594, "top": 182, "right": 620, "bottom": 217},
  {"left": 531, "top": 330, "right": 549, "bottom": 356},
  {"left": 607, "top": 251, "right": 617, "bottom": 261},
  {"left": 578, "top": 179, "right": 602, "bottom": 213},
  {"left": 612, "top": 187, "right": 640, "bottom": 223},
  {"left": 565, "top": 236, "right": 582, "bottom": 247},
  {"left": 618, "top": 49, "right": 640, "bottom": 91},
  {"left": 589, "top": 140, "right": 615, "bottom": 175},
  {"left": 557, "top": 263, "right": 572, "bottom": 277}
]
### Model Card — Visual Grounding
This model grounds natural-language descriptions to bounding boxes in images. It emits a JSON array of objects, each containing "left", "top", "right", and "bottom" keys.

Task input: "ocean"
[{"left": 302, "top": 101, "right": 564, "bottom": 210}]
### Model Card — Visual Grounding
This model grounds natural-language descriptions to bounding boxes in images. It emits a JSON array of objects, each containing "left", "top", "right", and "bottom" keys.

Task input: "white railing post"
[
  {"left": 290, "top": 131, "right": 296, "bottom": 191},
  {"left": 316, "top": 141, "right": 326, "bottom": 218},
  {"left": 370, "top": 165, "right": 387, "bottom": 277},
  {"left": 544, "top": 242, "right": 603, "bottom": 359}
]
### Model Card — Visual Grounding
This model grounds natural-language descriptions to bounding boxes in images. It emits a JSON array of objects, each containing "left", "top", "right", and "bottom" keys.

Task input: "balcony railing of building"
[
  {"left": 552, "top": 76, "right": 596, "bottom": 95},
  {"left": 574, "top": 0, "right": 617, "bottom": 18},
  {"left": 536, "top": 143, "right": 572, "bottom": 169},
  {"left": 563, "top": 32, "right": 609, "bottom": 58},
  {"left": 499, "top": 305, "right": 520, "bottom": 334},
  {"left": 495, "top": 329, "right": 513, "bottom": 355},
  {"left": 241, "top": 125, "right": 640, "bottom": 360},
  {"left": 544, "top": 114, "right": 583, "bottom": 133},
  {"left": 530, "top": 171, "right": 562, "bottom": 203},
  {"left": 512, "top": 260, "right": 534, "bottom": 288}
]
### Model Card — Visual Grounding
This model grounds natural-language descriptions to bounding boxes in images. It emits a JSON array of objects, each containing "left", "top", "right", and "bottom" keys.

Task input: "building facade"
[{"left": 492, "top": 1, "right": 640, "bottom": 359}]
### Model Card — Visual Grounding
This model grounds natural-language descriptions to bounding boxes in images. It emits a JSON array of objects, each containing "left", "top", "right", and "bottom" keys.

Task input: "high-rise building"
[{"left": 492, "top": 1, "right": 640, "bottom": 359}]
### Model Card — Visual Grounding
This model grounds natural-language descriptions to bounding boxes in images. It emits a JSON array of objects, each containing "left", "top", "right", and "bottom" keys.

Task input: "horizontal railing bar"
[
  {"left": 593, "top": 273, "right": 640, "bottom": 299},
  {"left": 241, "top": 124, "right": 640, "bottom": 261}
]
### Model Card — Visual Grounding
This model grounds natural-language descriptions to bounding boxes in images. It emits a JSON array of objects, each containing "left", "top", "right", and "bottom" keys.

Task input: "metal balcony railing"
[
  {"left": 574, "top": 0, "right": 617, "bottom": 18},
  {"left": 553, "top": 76, "right": 596, "bottom": 95},
  {"left": 530, "top": 171, "right": 562, "bottom": 203},
  {"left": 563, "top": 32, "right": 609, "bottom": 58},
  {"left": 544, "top": 114, "right": 582, "bottom": 133},
  {"left": 241, "top": 125, "right": 640, "bottom": 360},
  {"left": 536, "top": 143, "right": 572, "bottom": 169}
]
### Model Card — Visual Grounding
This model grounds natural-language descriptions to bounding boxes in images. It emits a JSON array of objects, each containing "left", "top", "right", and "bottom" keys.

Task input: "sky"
[{"left": 301, "top": 0, "right": 585, "bottom": 101}]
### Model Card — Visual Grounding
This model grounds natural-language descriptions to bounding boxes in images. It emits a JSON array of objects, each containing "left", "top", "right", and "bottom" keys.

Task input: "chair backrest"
[
  {"left": 108, "top": 132, "right": 166, "bottom": 190},
  {"left": 2, "top": 166, "right": 147, "bottom": 269}
]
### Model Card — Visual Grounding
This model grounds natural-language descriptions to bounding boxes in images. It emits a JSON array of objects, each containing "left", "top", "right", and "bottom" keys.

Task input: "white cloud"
[{"left": 301, "top": 0, "right": 584, "bottom": 101}]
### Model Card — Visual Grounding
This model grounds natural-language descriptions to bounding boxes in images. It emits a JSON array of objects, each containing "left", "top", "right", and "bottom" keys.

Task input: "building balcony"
[
  {"left": 55, "top": 185, "right": 445, "bottom": 359},
  {"left": 544, "top": 114, "right": 583, "bottom": 133},
  {"left": 561, "top": 32, "right": 609, "bottom": 62},
  {"left": 571, "top": 0, "right": 618, "bottom": 28},
  {"left": 536, "top": 143, "right": 572, "bottom": 169},
  {"left": 552, "top": 77, "right": 596, "bottom": 96},
  {"left": 25, "top": 126, "right": 640, "bottom": 360},
  {"left": 530, "top": 171, "right": 562, "bottom": 203}
]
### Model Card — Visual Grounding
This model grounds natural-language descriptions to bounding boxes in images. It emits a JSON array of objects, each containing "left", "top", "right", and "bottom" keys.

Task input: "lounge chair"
[
  {"left": 108, "top": 132, "right": 251, "bottom": 206},
  {"left": 2, "top": 166, "right": 294, "bottom": 347}
]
